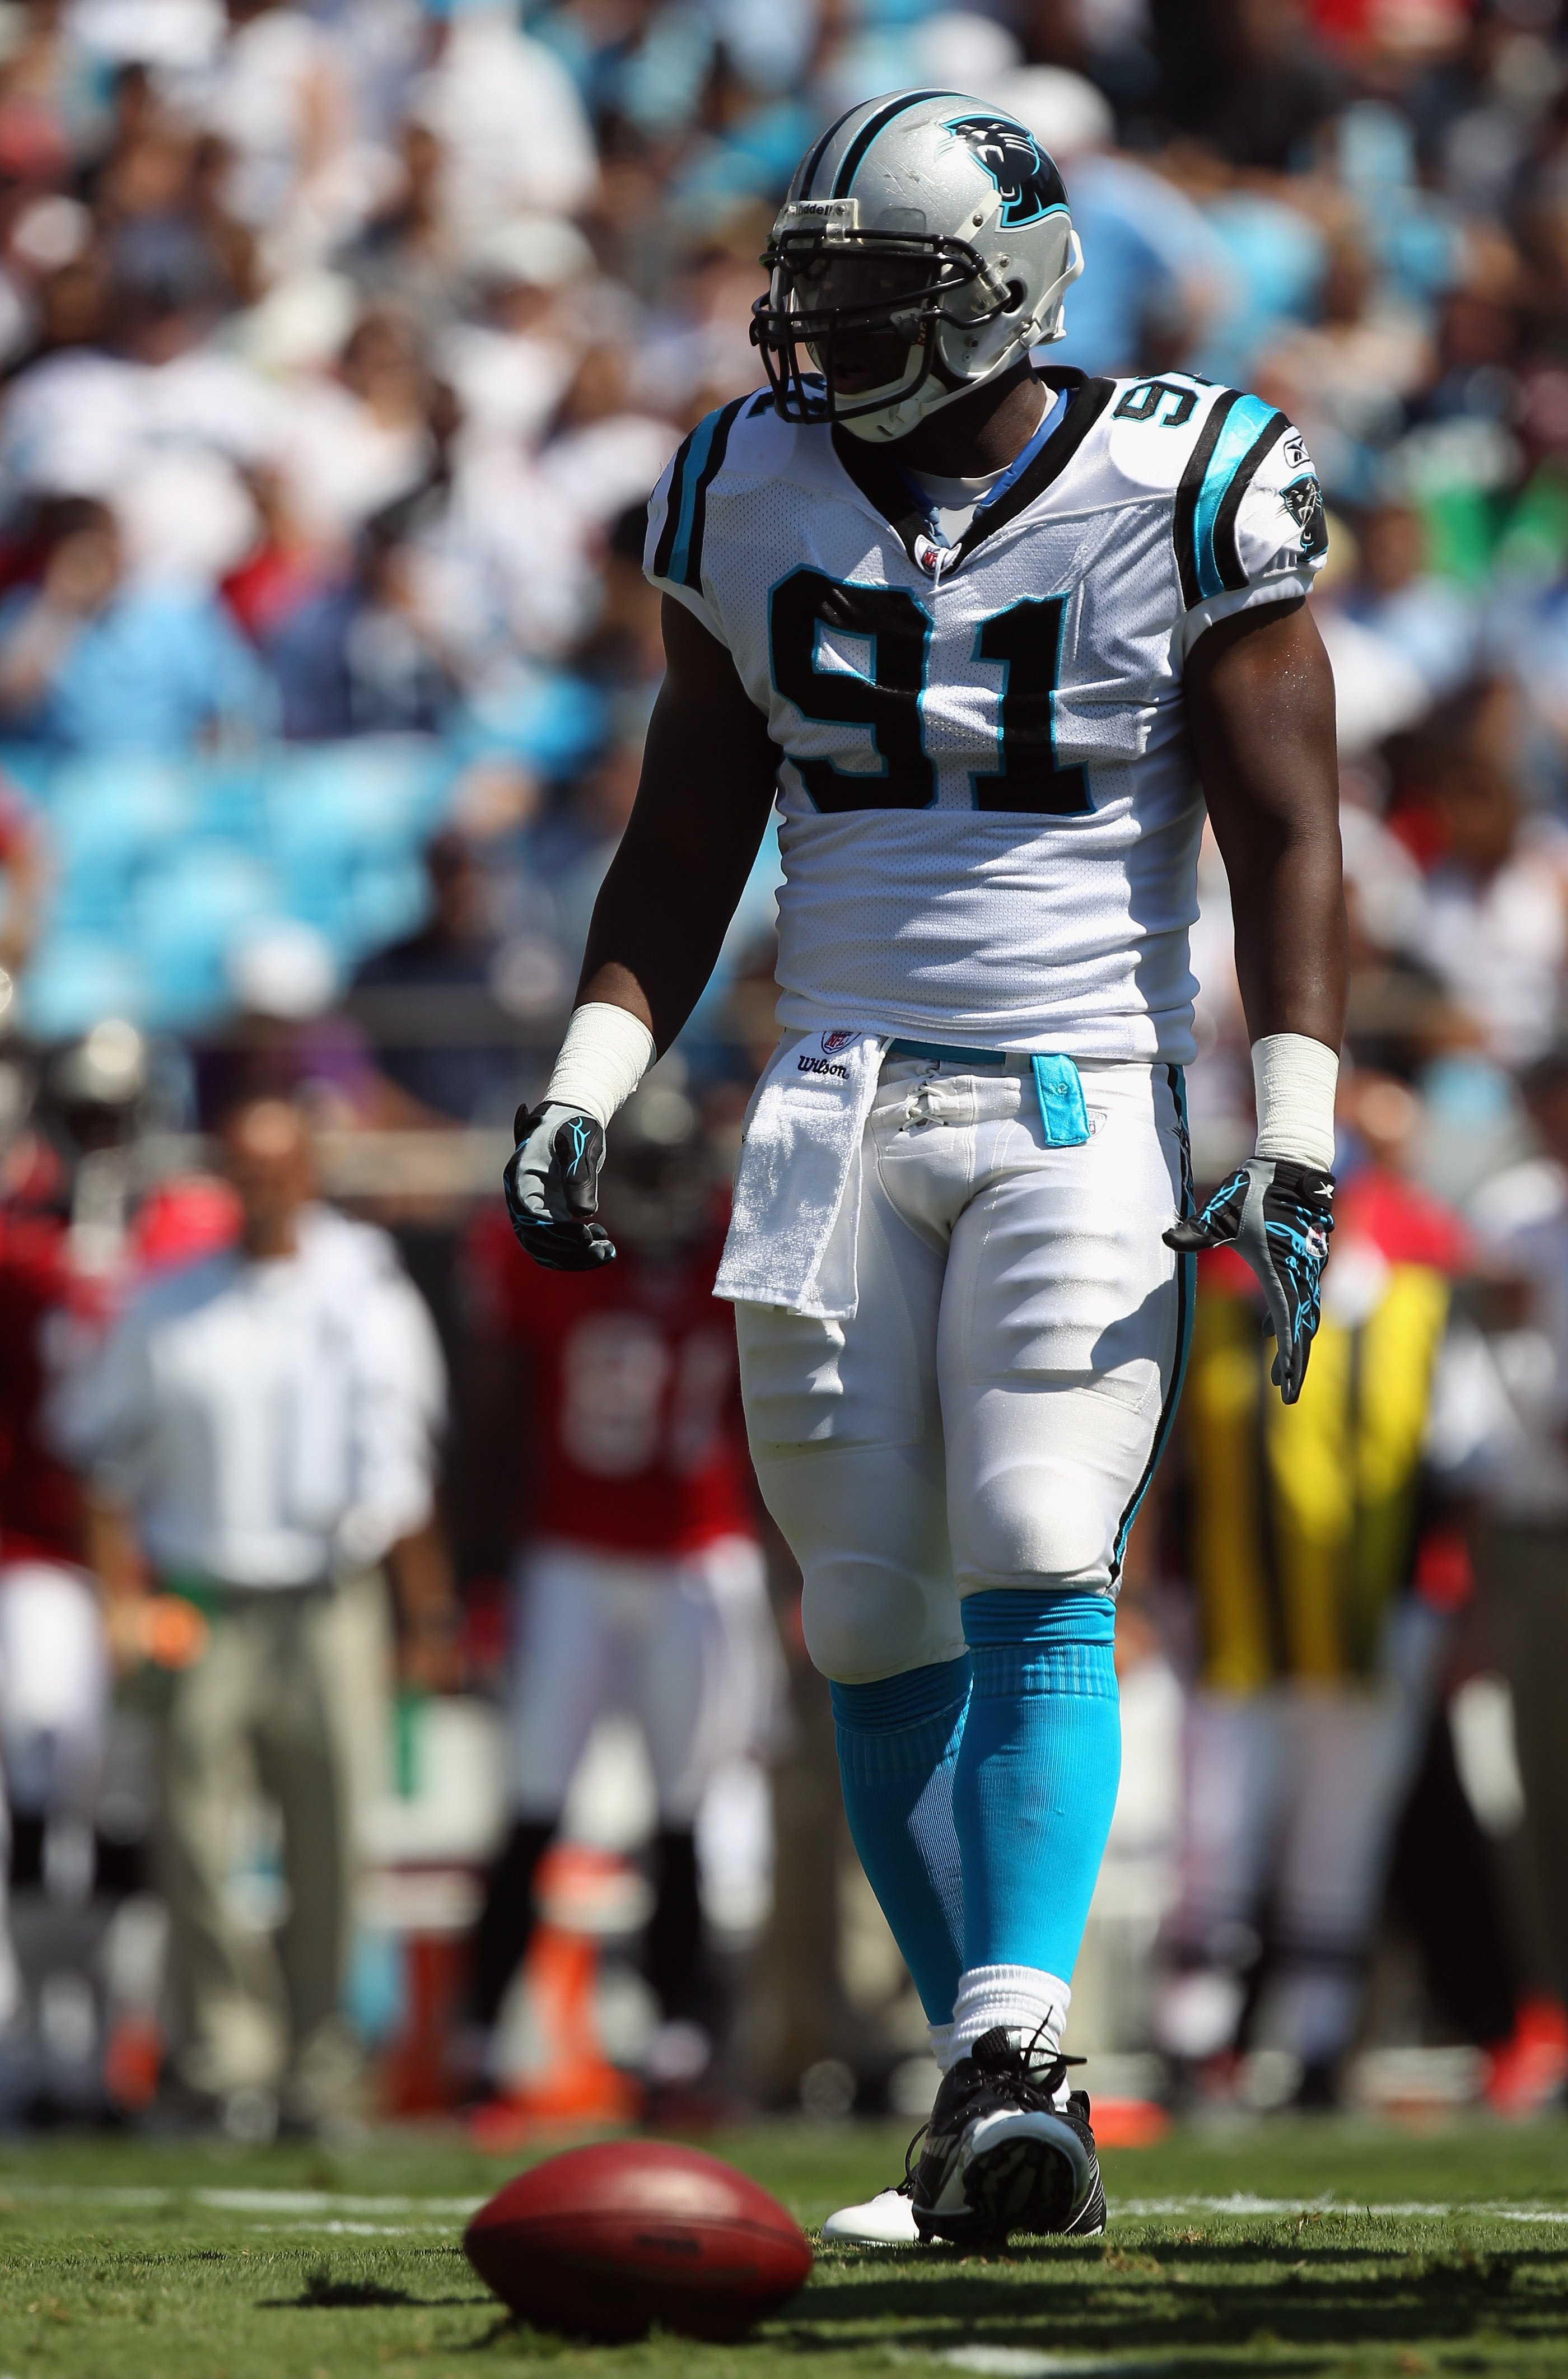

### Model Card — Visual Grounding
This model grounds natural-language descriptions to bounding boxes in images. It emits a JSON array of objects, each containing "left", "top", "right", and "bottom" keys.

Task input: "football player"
[
  {"left": 505, "top": 92, "right": 1345, "bottom": 2246},
  {"left": 466, "top": 1086, "right": 780, "bottom": 2108}
]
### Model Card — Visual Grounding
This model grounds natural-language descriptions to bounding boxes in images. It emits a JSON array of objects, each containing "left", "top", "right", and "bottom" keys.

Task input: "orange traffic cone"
[
  {"left": 103, "top": 2013, "right": 162, "bottom": 2112},
  {"left": 382, "top": 1931, "right": 472, "bottom": 2115},
  {"left": 1485, "top": 1993, "right": 1568, "bottom": 2119},
  {"left": 469, "top": 1844, "right": 646, "bottom": 2146}
]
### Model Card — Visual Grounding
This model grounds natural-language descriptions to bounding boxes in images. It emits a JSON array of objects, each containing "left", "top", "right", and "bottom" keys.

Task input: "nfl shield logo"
[{"left": 821, "top": 1030, "right": 857, "bottom": 1055}]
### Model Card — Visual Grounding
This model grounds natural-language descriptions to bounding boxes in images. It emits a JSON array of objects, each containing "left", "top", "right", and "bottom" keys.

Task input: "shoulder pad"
[
  {"left": 1100, "top": 376, "right": 1301, "bottom": 604},
  {"left": 1100, "top": 374, "right": 1234, "bottom": 491},
  {"left": 647, "top": 389, "right": 782, "bottom": 593}
]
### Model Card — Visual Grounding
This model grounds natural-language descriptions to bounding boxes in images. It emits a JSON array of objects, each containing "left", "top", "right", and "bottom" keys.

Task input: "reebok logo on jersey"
[{"left": 799, "top": 1055, "right": 849, "bottom": 1080}]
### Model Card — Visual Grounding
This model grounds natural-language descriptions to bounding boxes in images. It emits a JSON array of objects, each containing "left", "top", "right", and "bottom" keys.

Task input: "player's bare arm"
[
  {"left": 1166, "top": 595, "right": 1346, "bottom": 1405},
  {"left": 1187, "top": 595, "right": 1346, "bottom": 1052},
  {"left": 575, "top": 597, "right": 779, "bottom": 1049},
  {"left": 502, "top": 598, "right": 775, "bottom": 1268}
]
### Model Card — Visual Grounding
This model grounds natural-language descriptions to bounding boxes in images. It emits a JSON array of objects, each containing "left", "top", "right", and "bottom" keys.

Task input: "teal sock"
[
  {"left": 951, "top": 1590, "right": 1119, "bottom": 1980},
  {"left": 830, "top": 1657, "right": 970, "bottom": 2025}
]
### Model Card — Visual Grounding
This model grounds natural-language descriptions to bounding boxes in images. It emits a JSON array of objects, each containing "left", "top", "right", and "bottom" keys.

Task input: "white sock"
[
  {"left": 927, "top": 2019, "right": 955, "bottom": 2073},
  {"left": 950, "top": 1963, "right": 1072, "bottom": 2100}
]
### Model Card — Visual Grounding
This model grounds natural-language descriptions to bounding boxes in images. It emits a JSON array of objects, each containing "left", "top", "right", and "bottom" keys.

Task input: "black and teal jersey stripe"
[
  {"left": 1173, "top": 390, "right": 1292, "bottom": 609},
  {"left": 650, "top": 394, "right": 758, "bottom": 592}
]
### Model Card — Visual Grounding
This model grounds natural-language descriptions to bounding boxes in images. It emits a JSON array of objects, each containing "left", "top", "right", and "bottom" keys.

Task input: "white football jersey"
[{"left": 646, "top": 368, "right": 1327, "bottom": 1064}]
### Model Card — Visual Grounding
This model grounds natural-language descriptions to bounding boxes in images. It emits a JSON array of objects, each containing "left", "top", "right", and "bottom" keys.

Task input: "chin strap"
[{"left": 1031, "top": 226, "right": 1084, "bottom": 345}]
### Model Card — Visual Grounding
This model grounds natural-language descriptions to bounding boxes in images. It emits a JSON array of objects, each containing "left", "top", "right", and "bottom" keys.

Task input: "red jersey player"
[{"left": 461, "top": 1086, "right": 780, "bottom": 2097}]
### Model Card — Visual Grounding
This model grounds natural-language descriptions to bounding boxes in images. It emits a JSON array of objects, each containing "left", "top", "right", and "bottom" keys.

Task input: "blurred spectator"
[
  {"left": 351, "top": 827, "right": 515, "bottom": 1125},
  {"left": 1004, "top": 67, "right": 1235, "bottom": 380},
  {"left": 438, "top": 213, "right": 595, "bottom": 456},
  {"left": 341, "top": 118, "right": 460, "bottom": 333},
  {"left": 1336, "top": 496, "right": 1480, "bottom": 704},
  {"left": 540, "top": 342, "right": 682, "bottom": 538},
  {"left": 1257, "top": 236, "right": 1434, "bottom": 504},
  {"left": 279, "top": 306, "right": 436, "bottom": 542},
  {"left": 407, "top": 0, "right": 599, "bottom": 245},
  {"left": 195, "top": 918, "right": 375, "bottom": 1131},
  {"left": 531, "top": 729, "right": 646, "bottom": 965},
  {"left": 57, "top": 1096, "right": 452, "bottom": 2133},
  {"left": 0, "top": 495, "right": 272, "bottom": 752},
  {"left": 460, "top": 1082, "right": 780, "bottom": 2109},
  {"left": 568, "top": 500, "right": 667, "bottom": 697},
  {"left": 197, "top": 0, "right": 360, "bottom": 277},
  {"left": 264, "top": 510, "right": 458, "bottom": 741},
  {"left": 637, "top": 227, "right": 776, "bottom": 419},
  {"left": 1150, "top": 0, "right": 1346, "bottom": 170},
  {"left": 93, "top": 83, "right": 256, "bottom": 318},
  {"left": 1400, "top": 682, "right": 1568, "bottom": 1065}
]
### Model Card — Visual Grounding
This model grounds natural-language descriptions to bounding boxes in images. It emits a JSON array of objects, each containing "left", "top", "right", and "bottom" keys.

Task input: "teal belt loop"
[{"left": 1030, "top": 1053, "right": 1091, "bottom": 1147}]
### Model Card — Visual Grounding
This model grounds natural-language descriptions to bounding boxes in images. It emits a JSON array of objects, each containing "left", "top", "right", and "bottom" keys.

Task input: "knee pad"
[
  {"left": 750, "top": 1437, "right": 962, "bottom": 1683},
  {"left": 962, "top": 1466, "right": 1109, "bottom": 1588},
  {"left": 800, "top": 1555, "right": 963, "bottom": 1685},
  {"left": 952, "top": 1375, "right": 1160, "bottom": 1592}
]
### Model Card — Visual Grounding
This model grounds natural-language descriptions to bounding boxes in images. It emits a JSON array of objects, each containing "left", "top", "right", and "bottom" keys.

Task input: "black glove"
[
  {"left": 1164, "top": 1156, "right": 1334, "bottom": 1405},
  {"left": 503, "top": 1102, "right": 617, "bottom": 1271}
]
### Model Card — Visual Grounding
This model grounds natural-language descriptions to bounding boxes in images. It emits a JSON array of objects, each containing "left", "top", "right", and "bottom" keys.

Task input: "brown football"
[{"left": 463, "top": 2140, "right": 814, "bottom": 2340}]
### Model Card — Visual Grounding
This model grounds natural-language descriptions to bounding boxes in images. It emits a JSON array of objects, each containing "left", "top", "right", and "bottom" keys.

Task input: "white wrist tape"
[
  {"left": 1252, "top": 1033, "right": 1338, "bottom": 1173},
  {"left": 544, "top": 1002, "right": 656, "bottom": 1129}
]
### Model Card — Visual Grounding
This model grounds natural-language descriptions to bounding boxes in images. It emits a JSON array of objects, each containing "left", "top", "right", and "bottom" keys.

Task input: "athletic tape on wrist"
[
  {"left": 1252, "top": 1033, "right": 1338, "bottom": 1173},
  {"left": 544, "top": 1002, "right": 656, "bottom": 1128}
]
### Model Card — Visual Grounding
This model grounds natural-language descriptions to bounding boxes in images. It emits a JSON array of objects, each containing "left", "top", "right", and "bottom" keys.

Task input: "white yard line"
[
  {"left": 1110, "top": 2194, "right": 1568, "bottom": 2223},
  {"left": 4, "top": 2179, "right": 1568, "bottom": 2234},
  {"left": 193, "top": 2189, "right": 482, "bottom": 2216},
  {"left": 0, "top": 2185, "right": 175, "bottom": 2206},
  {"left": 941, "top": 2353, "right": 1186, "bottom": 2376},
  {"left": 0, "top": 2182, "right": 483, "bottom": 2222},
  {"left": 241, "top": 2220, "right": 451, "bottom": 2237}
]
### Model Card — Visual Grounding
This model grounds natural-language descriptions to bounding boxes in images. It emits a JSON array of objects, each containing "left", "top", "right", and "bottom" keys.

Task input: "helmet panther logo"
[{"left": 946, "top": 115, "right": 1065, "bottom": 230}]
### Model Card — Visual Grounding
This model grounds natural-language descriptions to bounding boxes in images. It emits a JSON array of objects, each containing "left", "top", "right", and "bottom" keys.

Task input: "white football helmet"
[{"left": 752, "top": 89, "right": 1084, "bottom": 445}]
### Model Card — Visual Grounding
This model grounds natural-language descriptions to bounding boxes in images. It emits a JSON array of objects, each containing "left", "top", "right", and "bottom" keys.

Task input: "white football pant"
[
  {"left": 1157, "top": 1603, "right": 1446, "bottom": 2068},
  {"left": 736, "top": 1055, "right": 1189, "bottom": 1683},
  {"left": 0, "top": 1561, "right": 109, "bottom": 1821},
  {"left": 507, "top": 1534, "right": 782, "bottom": 1822},
  {"left": 0, "top": 1561, "right": 110, "bottom": 2033}
]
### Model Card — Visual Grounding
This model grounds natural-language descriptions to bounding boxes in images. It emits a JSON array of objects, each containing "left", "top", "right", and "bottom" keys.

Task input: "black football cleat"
[{"left": 909, "top": 2026, "right": 1106, "bottom": 2247}]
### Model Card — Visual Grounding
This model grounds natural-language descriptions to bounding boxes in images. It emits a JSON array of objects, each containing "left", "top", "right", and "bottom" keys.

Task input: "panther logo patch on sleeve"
[
  {"left": 1281, "top": 472, "right": 1328, "bottom": 559},
  {"left": 945, "top": 115, "right": 1068, "bottom": 229}
]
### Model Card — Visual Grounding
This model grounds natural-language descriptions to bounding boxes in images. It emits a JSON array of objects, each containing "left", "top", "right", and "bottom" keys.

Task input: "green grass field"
[{"left": 2, "top": 2117, "right": 1568, "bottom": 2378}]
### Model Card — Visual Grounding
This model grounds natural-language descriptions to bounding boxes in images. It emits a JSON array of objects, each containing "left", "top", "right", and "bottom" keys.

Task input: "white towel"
[{"left": 714, "top": 1029, "right": 886, "bottom": 1318}]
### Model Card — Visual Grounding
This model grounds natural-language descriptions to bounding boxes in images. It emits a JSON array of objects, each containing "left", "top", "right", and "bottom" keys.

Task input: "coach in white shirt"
[{"left": 62, "top": 1097, "right": 449, "bottom": 2130}]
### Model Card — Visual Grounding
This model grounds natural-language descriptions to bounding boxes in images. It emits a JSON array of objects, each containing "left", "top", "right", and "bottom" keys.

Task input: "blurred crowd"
[{"left": 8, "top": 0, "right": 1568, "bottom": 2136}]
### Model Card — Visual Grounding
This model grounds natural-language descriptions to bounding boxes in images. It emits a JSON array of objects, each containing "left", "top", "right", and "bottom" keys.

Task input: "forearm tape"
[
  {"left": 543, "top": 1001, "right": 656, "bottom": 1129},
  {"left": 1252, "top": 1032, "right": 1338, "bottom": 1173}
]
